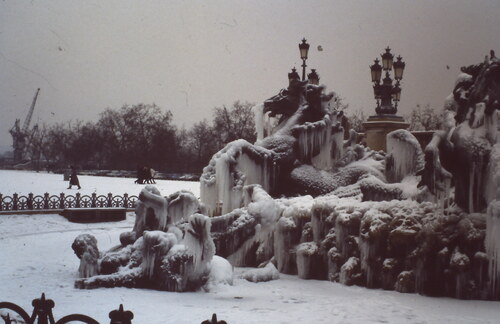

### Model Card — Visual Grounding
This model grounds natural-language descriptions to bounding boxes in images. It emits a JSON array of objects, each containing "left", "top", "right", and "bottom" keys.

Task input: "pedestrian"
[
  {"left": 67, "top": 165, "right": 82, "bottom": 189},
  {"left": 135, "top": 164, "right": 144, "bottom": 184}
]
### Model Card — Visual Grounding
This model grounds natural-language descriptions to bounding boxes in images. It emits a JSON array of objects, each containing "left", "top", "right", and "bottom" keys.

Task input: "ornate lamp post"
[
  {"left": 363, "top": 47, "right": 408, "bottom": 152},
  {"left": 299, "top": 38, "right": 310, "bottom": 81},
  {"left": 289, "top": 39, "right": 319, "bottom": 85},
  {"left": 370, "top": 47, "right": 405, "bottom": 115}
]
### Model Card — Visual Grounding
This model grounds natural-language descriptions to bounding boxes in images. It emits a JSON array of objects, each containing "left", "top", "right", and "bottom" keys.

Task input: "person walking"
[{"left": 67, "top": 165, "right": 81, "bottom": 189}]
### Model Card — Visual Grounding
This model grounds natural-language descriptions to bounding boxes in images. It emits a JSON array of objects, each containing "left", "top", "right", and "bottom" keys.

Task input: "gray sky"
[{"left": 0, "top": 0, "right": 498, "bottom": 152}]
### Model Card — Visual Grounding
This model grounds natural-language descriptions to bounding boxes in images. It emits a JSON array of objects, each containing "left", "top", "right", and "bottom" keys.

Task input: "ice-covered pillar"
[{"left": 486, "top": 189, "right": 500, "bottom": 300}]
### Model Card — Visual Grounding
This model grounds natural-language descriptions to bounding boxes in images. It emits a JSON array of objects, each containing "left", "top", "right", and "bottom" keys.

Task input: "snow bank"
[{"left": 239, "top": 262, "right": 280, "bottom": 283}]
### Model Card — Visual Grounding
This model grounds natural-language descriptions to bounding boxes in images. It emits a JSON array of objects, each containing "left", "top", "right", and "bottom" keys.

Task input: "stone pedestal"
[{"left": 362, "top": 115, "right": 409, "bottom": 152}]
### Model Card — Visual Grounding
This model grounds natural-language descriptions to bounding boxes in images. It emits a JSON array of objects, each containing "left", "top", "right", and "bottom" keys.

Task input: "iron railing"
[
  {"left": 0, "top": 294, "right": 227, "bottom": 323},
  {"left": 0, "top": 193, "right": 138, "bottom": 212},
  {"left": 0, "top": 293, "right": 132, "bottom": 324}
]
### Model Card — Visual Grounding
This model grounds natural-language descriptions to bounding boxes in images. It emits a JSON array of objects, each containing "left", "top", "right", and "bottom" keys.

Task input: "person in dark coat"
[
  {"left": 135, "top": 165, "right": 144, "bottom": 184},
  {"left": 67, "top": 165, "right": 81, "bottom": 189}
]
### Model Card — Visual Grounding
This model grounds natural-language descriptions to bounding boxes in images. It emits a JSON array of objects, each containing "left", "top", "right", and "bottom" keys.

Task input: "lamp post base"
[{"left": 362, "top": 115, "right": 409, "bottom": 152}]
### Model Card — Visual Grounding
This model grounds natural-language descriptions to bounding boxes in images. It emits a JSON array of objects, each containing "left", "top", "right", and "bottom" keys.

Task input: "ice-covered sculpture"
[
  {"left": 72, "top": 186, "right": 232, "bottom": 292},
  {"left": 420, "top": 52, "right": 499, "bottom": 212},
  {"left": 200, "top": 79, "right": 386, "bottom": 216},
  {"left": 200, "top": 55, "right": 499, "bottom": 300}
]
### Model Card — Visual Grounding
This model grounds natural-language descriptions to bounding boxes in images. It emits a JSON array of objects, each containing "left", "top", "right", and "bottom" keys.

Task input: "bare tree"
[{"left": 406, "top": 104, "right": 443, "bottom": 131}]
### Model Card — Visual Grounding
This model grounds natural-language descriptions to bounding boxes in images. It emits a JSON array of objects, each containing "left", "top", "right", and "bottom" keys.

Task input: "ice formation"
[
  {"left": 73, "top": 187, "right": 231, "bottom": 292},
  {"left": 71, "top": 54, "right": 498, "bottom": 300},
  {"left": 201, "top": 55, "right": 499, "bottom": 300},
  {"left": 421, "top": 53, "right": 499, "bottom": 213},
  {"left": 239, "top": 262, "right": 280, "bottom": 283},
  {"left": 385, "top": 129, "right": 424, "bottom": 183},
  {"left": 72, "top": 234, "right": 99, "bottom": 278},
  {"left": 486, "top": 191, "right": 500, "bottom": 299},
  {"left": 200, "top": 80, "right": 348, "bottom": 216}
]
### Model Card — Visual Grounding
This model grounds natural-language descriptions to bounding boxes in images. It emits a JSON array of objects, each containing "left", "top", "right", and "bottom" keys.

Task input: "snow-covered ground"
[
  {"left": 0, "top": 169, "right": 200, "bottom": 198},
  {"left": 0, "top": 170, "right": 499, "bottom": 323}
]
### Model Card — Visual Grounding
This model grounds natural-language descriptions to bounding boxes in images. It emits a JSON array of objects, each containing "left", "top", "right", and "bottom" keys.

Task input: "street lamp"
[
  {"left": 381, "top": 47, "right": 394, "bottom": 70},
  {"left": 393, "top": 56, "right": 405, "bottom": 80},
  {"left": 370, "top": 58, "right": 382, "bottom": 83},
  {"left": 370, "top": 47, "right": 405, "bottom": 115},
  {"left": 299, "top": 38, "right": 310, "bottom": 81}
]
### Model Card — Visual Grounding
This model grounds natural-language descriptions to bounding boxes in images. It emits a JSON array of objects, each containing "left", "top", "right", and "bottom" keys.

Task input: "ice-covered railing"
[{"left": 200, "top": 140, "right": 277, "bottom": 216}]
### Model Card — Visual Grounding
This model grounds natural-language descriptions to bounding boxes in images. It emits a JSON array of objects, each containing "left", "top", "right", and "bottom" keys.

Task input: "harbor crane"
[{"left": 10, "top": 88, "right": 40, "bottom": 163}]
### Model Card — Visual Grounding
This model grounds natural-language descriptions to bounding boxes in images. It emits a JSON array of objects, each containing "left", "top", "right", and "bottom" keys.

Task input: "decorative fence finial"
[{"left": 201, "top": 313, "right": 227, "bottom": 324}]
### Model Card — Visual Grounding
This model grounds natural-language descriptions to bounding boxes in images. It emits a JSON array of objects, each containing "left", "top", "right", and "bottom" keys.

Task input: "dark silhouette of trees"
[
  {"left": 212, "top": 101, "right": 256, "bottom": 147},
  {"left": 178, "top": 101, "right": 257, "bottom": 172},
  {"left": 38, "top": 101, "right": 257, "bottom": 174}
]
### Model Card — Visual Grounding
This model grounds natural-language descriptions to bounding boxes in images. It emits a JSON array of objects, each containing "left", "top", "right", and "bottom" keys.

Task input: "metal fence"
[
  {"left": 0, "top": 192, "right": 138, "bottom": 212},
  {"left": 0, "top": 293, "right": 132, "bottom": 324},
  {"left": 0, "top": 293, "right": 227, "bottom": 323}
]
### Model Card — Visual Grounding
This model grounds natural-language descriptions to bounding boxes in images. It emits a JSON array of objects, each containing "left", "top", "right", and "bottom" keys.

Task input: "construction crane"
[
  {"left": 23, "top": 88, "right": 40, "bottom": 132},
  {"left": 10, "top": 88, "right": 41, "bottom": 163}
]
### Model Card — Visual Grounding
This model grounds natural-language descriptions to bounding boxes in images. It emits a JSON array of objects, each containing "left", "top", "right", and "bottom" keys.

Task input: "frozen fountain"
[
  {"left": 198, "top": 53, "right": 500, "bottom": 300},
  {"left": 72, "top": 53, "right": 498, "bottom": 299}
]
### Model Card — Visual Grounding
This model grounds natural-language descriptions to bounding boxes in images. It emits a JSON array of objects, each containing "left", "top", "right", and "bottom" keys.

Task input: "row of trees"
[
  {"left": 11, "top": 99, "right": 443, "bottom": 173},
  {"left": 345, "top": 104, "right": 443, "bottom": 132},
  {"left": 21, "top": 102, "right": 256, "bottom": 173}
]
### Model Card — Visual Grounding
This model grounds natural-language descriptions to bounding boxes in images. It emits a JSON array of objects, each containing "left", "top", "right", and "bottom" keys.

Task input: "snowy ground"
[
  {"left": 0, "top": 169, "right": 200, "bottom": 198},
  {"left": 0, "top": 171, "right": 499, "bottom": 323}
]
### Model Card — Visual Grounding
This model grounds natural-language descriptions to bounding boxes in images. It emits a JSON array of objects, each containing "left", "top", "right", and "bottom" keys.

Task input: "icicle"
[
  {"left": 386, "top": 130, "right": 424, "bottom": 183},
  {"left": 200, "top": 139, "right": 277, "bottom": 216},
  {"left": 295, "top": 117, "right": 342, "bottom": 170},
  {"left": 167, "top": 191, "right": 200, "bottom": 224},
  {"left": 183, "top": 214, "right": 215, "bottom": 271},
  {"left": 142, "top": 231, "right": 178, "bottom": 279},
  {"left": 296, "top": 242, "right": 320, "bottom": 279},
  {"left": 253, "top": 103, "right": 265, "bottom": 141},
  {"left": 486, "top": 192, "right": 500, "bottom": 299}
]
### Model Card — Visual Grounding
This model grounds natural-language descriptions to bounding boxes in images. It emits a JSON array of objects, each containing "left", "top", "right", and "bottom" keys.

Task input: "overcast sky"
[{"left": 0, "top": 0, "right": 498, "bottom": 151}]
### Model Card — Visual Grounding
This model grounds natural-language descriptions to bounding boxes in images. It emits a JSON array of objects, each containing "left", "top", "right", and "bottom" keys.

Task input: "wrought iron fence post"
[
  {"left": 76, "top": 193, "right": 81, "bottom": 208},
  {"left": 30, "top": 293, "right": 56, "bottom": 324},
  {"left": 109, "top": 304, "right": 133, "bottom": 324},
  {"left": 201, "top": 313, "right": 227, "bottom": 324},
  {"left": 0, "top": 194, "right": 3, "bottom": 211},
  {"left": 28, "top": 193, "right": 34, "bottom": 210},
  {"left": 44, "top": 193, "right": 50, "bottom": 209},
  {"left": 123, "top": 193, "right": 128, "bottom": 208},
  {"left": 107, "top": 193, "right": 112, "bottom": 207},
  {"left": 91, "top": 193, "right": 97, "bottom": 208},
  {"left": 13, "top": 193, "right": 18, "bottom": 211},
  {"left": 59, "top": 193, "right": 65, "bottom": 209}
]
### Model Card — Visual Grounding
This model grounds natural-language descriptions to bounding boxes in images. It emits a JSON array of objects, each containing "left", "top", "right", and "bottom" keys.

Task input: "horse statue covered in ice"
[
  {"left": 420, "top": 51, "right": 500, "bottom": 213},
  {"left": 200, "top": 79, "right": 384, "bottom": 216}
]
